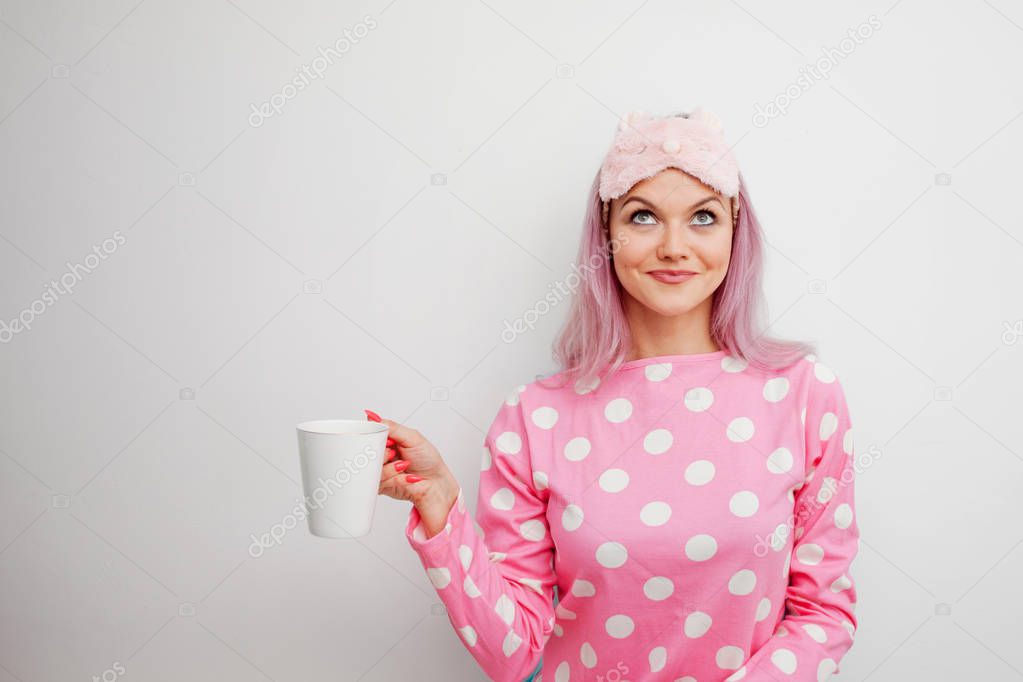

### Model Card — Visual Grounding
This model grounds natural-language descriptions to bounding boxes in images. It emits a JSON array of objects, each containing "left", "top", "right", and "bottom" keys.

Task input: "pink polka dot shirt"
[{"left": 406, "top": 351, "right": 859, "bottom": 682}]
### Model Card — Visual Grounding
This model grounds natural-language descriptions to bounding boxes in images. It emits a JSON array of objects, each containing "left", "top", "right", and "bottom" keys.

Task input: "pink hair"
[{"left": 539, "top": 168, "right": 816, "bottom": 390}]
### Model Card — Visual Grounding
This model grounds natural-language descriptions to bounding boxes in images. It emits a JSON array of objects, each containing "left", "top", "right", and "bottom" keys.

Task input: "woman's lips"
[{"left": 648, "top": 271, "right": 697, "bottom": 284}]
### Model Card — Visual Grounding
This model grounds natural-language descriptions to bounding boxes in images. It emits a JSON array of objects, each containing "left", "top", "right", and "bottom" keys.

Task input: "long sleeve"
[
  {"left": 727, "top": 369, "right": 860, "bottom": 681},
  {"left": 404, "top": 387, "right": 557, "bottom": 682}
]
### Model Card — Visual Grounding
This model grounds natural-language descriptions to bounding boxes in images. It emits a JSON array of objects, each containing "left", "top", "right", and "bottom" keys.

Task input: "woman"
[{"left": 371, "top": 108, "right": 859, "bottom": 682}]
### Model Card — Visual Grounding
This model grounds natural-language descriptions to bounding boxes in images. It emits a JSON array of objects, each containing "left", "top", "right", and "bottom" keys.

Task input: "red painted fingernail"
[
  {"left": 386, "top": 437, "right": 395, "bottom": 446},
  {"left": 365, "top": 409, "right": 382, "bottom": 422},
  {"left": 394, "top": 460, "right": 409, "bottom": 472},
  {"left": 406, "top": 474, "right": 423, "bottom": 483}
]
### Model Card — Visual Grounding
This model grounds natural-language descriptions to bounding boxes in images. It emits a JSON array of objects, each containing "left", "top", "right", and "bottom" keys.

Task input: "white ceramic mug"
[{"left": 295, "top": 419, "right": 388, "bottom": 538}]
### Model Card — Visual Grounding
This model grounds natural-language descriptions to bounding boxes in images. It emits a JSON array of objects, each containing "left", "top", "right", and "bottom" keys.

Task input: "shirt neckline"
[{"left": 616, "top": 349, "right": 728, "bottom": 370}]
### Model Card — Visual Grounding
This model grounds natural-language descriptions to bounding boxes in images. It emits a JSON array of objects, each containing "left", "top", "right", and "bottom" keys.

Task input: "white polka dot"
[
  {"left": 596, "top": 541, "right": 628, "bottom": 568},
  {"left": 716, "top": 645, "right": 745, "bottom": 670},
  {"left": 640, "top": 501, "right": 672, "bottom": 526},
  {"left": 729, "top": 491, "right": 759, "bottom": 517},
  {"left": 771, "top": 648, "right": 797, "bottom": 674},
  {"left": 769, "top": 522, "right": 790, "bottom": 551},
  {"left": 562, "top": 504, "right": 584, "bottom": 531},
  {"left": 684, "top": 387, "right": 714, "bottom": 412},
  {"left": 755, "top": 597, "right": 772, "bottom": 621},
  {"left": 495, "top": 594, "right": 515, "bottom": 625},
  {"left": 533, "top": 471, "right": 549, "bottom": 491},
  {"left": 463, "top": 574, "right": 481, "bottom": 597},
  {"left": 490, "top": 487, "right": 515, "bottom": 510},
  {"left": 805, "top": 353, "right": 817, "bottom": 363},
  {"left": 802, "top": 623, "right": 827, "bottom": 643},
  {"left": 767, "top": 447, "right": 794, "bottom": 474},
  {"left": 458, "top": 545, "right": 473, "bottom": 571},
  {"left": 574, "top": 375, "right": 600, "bottom": 395},
  {"left": 685, "top": 534, "right": 718, "bottom": 561},
  {"left": 580, "top": 642, "right": 597, "bottom": 668},
  {"left": 725, "top": 667, "right": 747, "bottom": 681},
  {"left": 644, "top": 428, "right": 673, "bottom": 454},
  {"left": 830, "top": 574, "right": 852, "bottom": 592},
  {"left": 727, "top": 417, "right": 755, "bottom": 442},
  {"left": 605, "top": 614, "right": 635, "bottom": 638},
  {"left": 843, "top": 428, "right": 853, "bottom": 454},
  {"left": 801, "top": 407, "right": 806, "bottom": 425},
  {"left": 556, "top": 603, "right": 577, "bottom": 620},
  {"left": 818, "top": 658, "right": 838, "bottom": 680},
  {"left": 684, "top": 611, "right": 712, "bottom": 637},
  {"left": 427, "top": 567, "right": 451, "bottom": 589},
  {"left": 728, "top": 569, "right": 757, "bottom": 595},
  {"left": 520, "top": 519, "right": 546, "bottom": 542},
  {"left": 554, "top": 660, "right": 570, "bottom": 682},
  {"left": 604, "top": 397, "right": 633, "bottom": 423},
  {"left": 412, "top": 521, "right": 426, "bottom": 543},
  {"left": 459, "top": 624, "right": 477, "bottom": 646},
  {"left": 819, "top": 412, "right": 838, "bottom": 440},
  {"left": 814, "top": 362, "right": 836, "bottom": 383},
  {"left": 796, "top": 543, "right": 824, "bottom": 565},
  {"left": 599, "top": 468, "right": 630, "bottom": 493},
  {"left": 571, "top": 579, "right": 596, "bottom": 597},
  {"left": 554, "top": 623, "right": 563, "bottom": 637},
  {"left": 495, "top": 431, "right": 521, "bottom": 455},
  {"left": 645, "top": 363, "right": 672, "bottom": 381},
  {"left": 505, "top": 387, "right": 524, "bottom": 406},
  {"left": 834, "top": 503, "right": 853, "bottom": 529},
  {"left": 649, "top": 646, "right": 667, "bottom": 672},
  {"left": 816, "top": 477, "right": 838, "bottom": 504},
  {"left": 643, "top": 576, "right": 674, "bottom": 600},
  {"left": 489, "top": 551, "right": 506, "bottom": 562},
  {"left": 532, "top": 406, "right": 559, "bottom": 429},
  {"left": 685, "top": 459, "right": 716, "bottom": 485},
  {"left": 763, "top": 377, "right": 790, "bottom": 402},
  {"left": 502, "top": 629, "right": 522, "bottom": 656},
  {"left": 564, "top": 437, "right": 591, "bottom": 462},
  {"left": 722, "top": 356, "right": 748, "bottom": 372}
]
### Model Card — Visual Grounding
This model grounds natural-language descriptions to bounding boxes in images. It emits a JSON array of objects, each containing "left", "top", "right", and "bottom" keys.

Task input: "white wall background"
[{"left": 2, "top": 1, "right": 1022, "bottom": 680}]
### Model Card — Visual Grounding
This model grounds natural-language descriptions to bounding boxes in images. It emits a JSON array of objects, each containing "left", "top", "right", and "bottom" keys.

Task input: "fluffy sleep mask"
[{"left": 598, "top": 108, "right": 741, "bottom": 226}]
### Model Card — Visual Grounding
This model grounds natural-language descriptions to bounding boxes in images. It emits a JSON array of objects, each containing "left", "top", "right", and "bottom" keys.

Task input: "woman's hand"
[{"left": 366, "top": 409, "right": 460, "bottom": 537}]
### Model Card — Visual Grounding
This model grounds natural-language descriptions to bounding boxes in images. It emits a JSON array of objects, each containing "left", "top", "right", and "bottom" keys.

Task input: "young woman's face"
[{"left": 608, "top": 168, "right": 734, "bottom": 318}]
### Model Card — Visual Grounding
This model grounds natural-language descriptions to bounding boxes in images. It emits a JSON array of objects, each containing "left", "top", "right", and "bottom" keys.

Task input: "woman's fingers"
[
  {"left": 377, "top": 417, "right": 424, "bottom": 449},
  {"left": 378, "top": 471, "right": 419, "bottom": 499},
  {"left": 366, "top": 410, "right": 401, "bottom": 463},
  {"left": 380, "top": 459, "right": 409, "bottom": 482}
]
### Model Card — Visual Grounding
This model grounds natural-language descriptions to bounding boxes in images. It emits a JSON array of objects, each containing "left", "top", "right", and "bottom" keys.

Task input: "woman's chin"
[{"left": 640, "top": 296, "right": 698, "bottom": 317}]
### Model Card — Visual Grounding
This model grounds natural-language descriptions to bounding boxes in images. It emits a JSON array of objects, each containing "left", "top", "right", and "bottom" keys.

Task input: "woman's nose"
[{"left": 657, "top": 224, "right": 693, "bottom": 260}]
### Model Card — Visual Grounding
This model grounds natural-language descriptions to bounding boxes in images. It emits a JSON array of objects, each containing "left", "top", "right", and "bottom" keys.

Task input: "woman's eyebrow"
[{"left": 621, "top": 195, "right": 725, "bottom": 211}]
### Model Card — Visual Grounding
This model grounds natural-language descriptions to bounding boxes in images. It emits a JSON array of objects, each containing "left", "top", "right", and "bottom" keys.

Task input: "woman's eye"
[
  {"left": 692, "top": 210, "right": 717, "bottom": 226},
  {"left": 629, "top": 209, "right": 657, "bottom": 225}
]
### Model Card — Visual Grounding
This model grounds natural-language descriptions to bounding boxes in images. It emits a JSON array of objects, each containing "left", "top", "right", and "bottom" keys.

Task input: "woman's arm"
[
  {"left": 727, "top": 371, "right": 860, "bottom": 681},
  {"left": 405, "top": 387, "right": 556, "bottom": 682}
]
